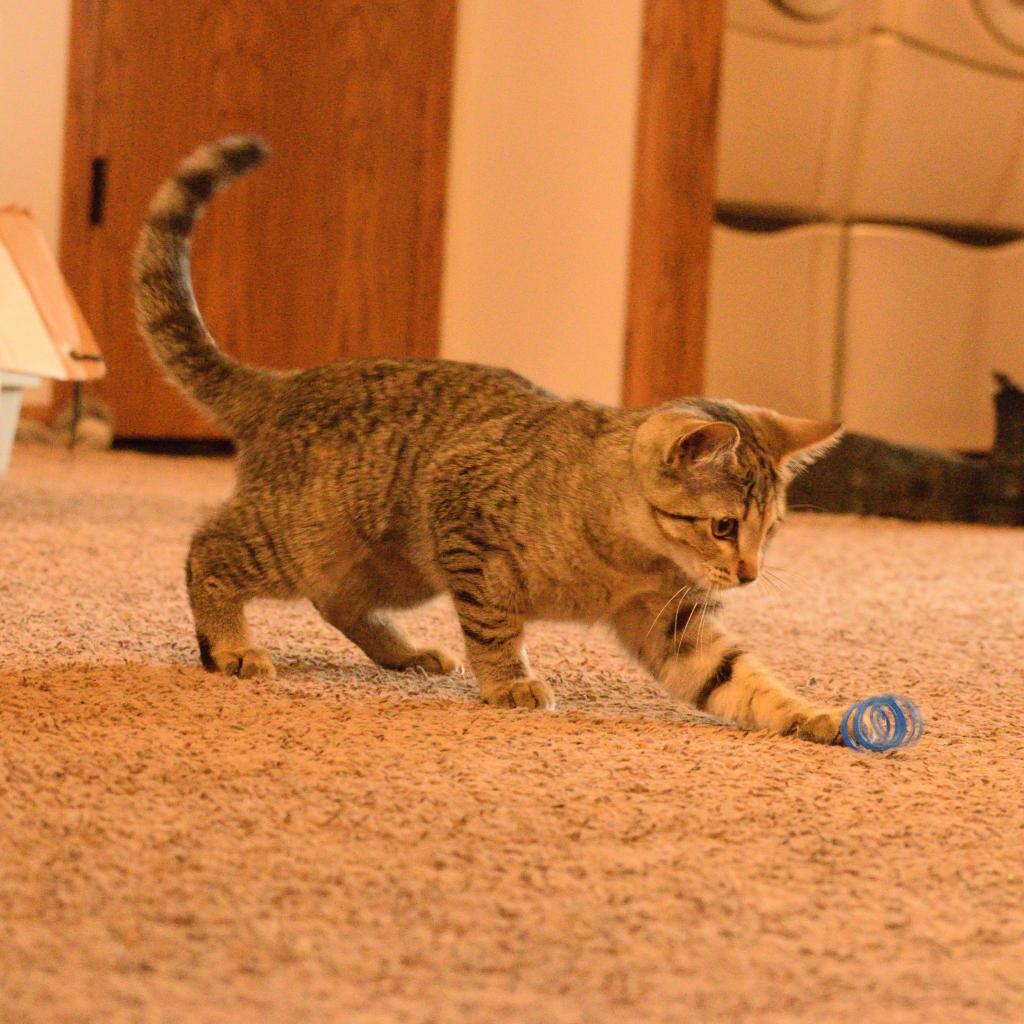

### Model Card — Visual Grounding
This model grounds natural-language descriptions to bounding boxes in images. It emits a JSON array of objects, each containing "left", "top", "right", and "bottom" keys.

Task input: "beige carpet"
[{"left": 2, "top": 442, "right": 1023, "bottom": 1024}]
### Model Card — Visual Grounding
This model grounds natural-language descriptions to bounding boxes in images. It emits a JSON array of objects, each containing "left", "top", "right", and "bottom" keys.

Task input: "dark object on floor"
[
  {"left": 15, "top": 392, "right": 115, "bottom": 451},
  {"left": 790, "top": 374, "right": 1024, "bottom": 525},
  {"left": 112, "top": 437, "right": 235, "bottom": 457}
]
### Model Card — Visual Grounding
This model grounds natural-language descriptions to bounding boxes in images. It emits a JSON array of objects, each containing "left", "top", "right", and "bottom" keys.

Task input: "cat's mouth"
[{"left": 705, "top": 568, "right": 736, "bottom": 591}]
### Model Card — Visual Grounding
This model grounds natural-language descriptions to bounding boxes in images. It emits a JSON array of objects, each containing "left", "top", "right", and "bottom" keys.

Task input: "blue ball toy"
[{"left": 840, "top": 694, "right": 923, "bottom": 753}]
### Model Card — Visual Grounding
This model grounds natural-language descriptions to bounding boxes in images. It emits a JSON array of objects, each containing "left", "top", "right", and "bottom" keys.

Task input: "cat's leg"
[
  {"left": 456, "top": 604, "right": 553, "bottom": 710},
  {"left": 314, "top": 564, "right": 457, "bottom": 674},
  {"left": 440, "top": 553, "right": 554, "bottom": 710},
  {"left": 186, "top": 506, "right": 289, "bottom": 679},
  {"left": 315, "top": 591, "right": 457, "bottom": 675},
  {"left": 612, "top": 591, "right": 843, "bottom": 744}
]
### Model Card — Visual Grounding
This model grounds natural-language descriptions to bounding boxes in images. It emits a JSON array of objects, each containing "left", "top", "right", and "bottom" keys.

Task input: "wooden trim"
[
  {"left": 622, "top": 0, "right": 724, "bottom": 408},
  {"left": 59, "top": 0, "right": 104, "bottom": 267},
  {"left": 410, "top": 0, "right": 457, "bottom": 359},
  {"left": 52, "top": 0, "right": 105, "bottom": 421}
]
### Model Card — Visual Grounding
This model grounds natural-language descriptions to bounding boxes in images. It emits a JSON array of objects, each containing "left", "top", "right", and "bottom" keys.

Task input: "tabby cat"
[{"left": 134, "top": 137, "right": 846, "bottom": 744}]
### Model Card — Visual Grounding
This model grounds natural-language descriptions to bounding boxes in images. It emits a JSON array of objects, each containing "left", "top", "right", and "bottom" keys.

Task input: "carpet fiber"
[{"left": 2, "top": 443, "right": 1022, "bottom": 1023}]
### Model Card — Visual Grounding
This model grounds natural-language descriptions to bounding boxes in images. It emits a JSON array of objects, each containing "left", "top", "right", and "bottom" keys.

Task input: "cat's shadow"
[
  {"left": 259, "top": 652, "right": 698, "bottom": 724},
  {"left": 1, "top": 655, "right": 700, "bottom": 727}
]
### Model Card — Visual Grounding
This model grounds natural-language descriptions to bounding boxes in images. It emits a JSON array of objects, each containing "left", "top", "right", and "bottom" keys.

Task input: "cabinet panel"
[
  {"left": 706, "top": 224, "right": 841, "bottom": 419},
  {"left": 845, "top": 36, "right": 1024, "bottom": 231},
  {"left": 841, "top": 226, "right": 1019, "bottom": 451}
]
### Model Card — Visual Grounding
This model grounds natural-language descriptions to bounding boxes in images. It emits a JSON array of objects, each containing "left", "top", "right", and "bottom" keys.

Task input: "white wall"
[
  {"left": 441, "top": 0, "right": 643, "bottom": 406},
  {"left": 0, "top": 0, "right": 71, "bottom": 250},
  {"left": 0, "top": 0, "right": 72, "bottom": 406}
]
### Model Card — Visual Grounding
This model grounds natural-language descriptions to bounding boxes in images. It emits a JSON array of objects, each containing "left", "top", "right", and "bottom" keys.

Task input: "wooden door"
[{"left": 61, "top": 0, "right": 455, "bottom": 438}]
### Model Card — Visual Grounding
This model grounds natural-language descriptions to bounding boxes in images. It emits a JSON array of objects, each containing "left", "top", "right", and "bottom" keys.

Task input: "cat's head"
[{"left": 630, "top": 400, "right": 841, "bottom": 590}]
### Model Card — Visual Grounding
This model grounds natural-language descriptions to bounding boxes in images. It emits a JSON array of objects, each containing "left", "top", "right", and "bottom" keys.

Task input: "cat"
[{"left": 134, "top": 136, "right": 846, "bottom": 744}]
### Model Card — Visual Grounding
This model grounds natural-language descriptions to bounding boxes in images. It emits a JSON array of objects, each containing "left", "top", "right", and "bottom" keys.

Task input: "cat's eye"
[{"left": 711, "top": 517, "right": 739, "bottom": 540}]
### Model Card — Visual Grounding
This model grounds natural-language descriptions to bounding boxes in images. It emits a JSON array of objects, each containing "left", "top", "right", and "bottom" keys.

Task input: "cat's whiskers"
[
  {"left": 696, "top": 591, "right": 713, "bottom": 651},
  {"left": 674, "top": 593, "right": 707, "bottom": 654},
  {"left": 764, "top": 564, "right": 804, "bottom": 591},
  {"left": 644, "top": 584, "right": 692, "bottom": 644},
  {"left": 670, "top": 585, "right": 694, "bottom": 654}
]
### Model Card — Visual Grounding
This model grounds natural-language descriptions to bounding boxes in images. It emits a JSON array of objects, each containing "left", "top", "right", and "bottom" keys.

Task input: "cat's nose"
[{"left": 737, "top": 561, "right": 757, "bottom": 585}]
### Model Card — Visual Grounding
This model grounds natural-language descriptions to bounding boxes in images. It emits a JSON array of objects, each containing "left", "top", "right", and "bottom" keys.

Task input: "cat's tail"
[{"left": 133, "top": 136, "right": 279, "bottom": 440}]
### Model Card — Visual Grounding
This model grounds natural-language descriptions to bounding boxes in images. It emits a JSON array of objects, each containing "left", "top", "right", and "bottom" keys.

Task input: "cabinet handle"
[{"left": 89, "top": 157, "right": 107, "bottom": 226}]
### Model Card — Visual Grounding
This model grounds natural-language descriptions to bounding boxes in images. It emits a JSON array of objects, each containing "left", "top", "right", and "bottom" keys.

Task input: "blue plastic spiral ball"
[{"left": 840, "top": 694, "right": 923, "bottom": 753}]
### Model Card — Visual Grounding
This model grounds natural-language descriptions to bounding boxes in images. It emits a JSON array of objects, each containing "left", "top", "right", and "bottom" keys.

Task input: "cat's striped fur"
[{"left": 134, "top": 136, "right": 847, "bottom": 743}]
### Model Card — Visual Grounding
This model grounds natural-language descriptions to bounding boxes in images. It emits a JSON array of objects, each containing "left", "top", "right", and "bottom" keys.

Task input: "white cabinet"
[
  {"left": 842, "top": 226, "right": 1024, "bottom": 450},
  {"left": 716, "top": 0, "right": 865, "bottom": 218},
  {"left": 712, "top": 0, "right": 1024, "bottom": 452},
  {"left": 843, "top": 0, "right": 1024, "bottom": 230},
  {"left": 706, "top": 224, "right": 842, "bottom": 419},
  {"left": 708, "top": 222, "right": 1024, "bottom": 452}
]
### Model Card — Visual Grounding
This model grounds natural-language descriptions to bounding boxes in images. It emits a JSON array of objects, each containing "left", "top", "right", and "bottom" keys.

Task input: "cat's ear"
[
  {"left": 765, "top": 413, "right": 843, "bottom": 471},
  {"left": 668, "top": 420, "right": 741, "bottom": 469},
  {"left": 635, "top": 412, "right": 740, "bottom": 476}
]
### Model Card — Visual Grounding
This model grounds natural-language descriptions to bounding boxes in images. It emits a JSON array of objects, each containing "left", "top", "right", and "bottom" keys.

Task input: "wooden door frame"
[
  {"left": 622, "top": 0, "right": 724, "bottom": 408},
  {"left": 46, "top": 0, "right": 101, "bottom": 421}
]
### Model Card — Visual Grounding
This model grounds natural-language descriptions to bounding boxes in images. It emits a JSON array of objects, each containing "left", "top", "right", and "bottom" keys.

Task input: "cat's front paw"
[
  {"left": 403, "top": 647, "right": 460, "bottom": 675},
  {"left": 792, "top": 707, "right": 843, "bottom": 745},
  {"left": 481, "top": 677, "right": 556, "bottom": 711},
  {"left": 208, "top": 645, "right": 276, "bottom": 680}
]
